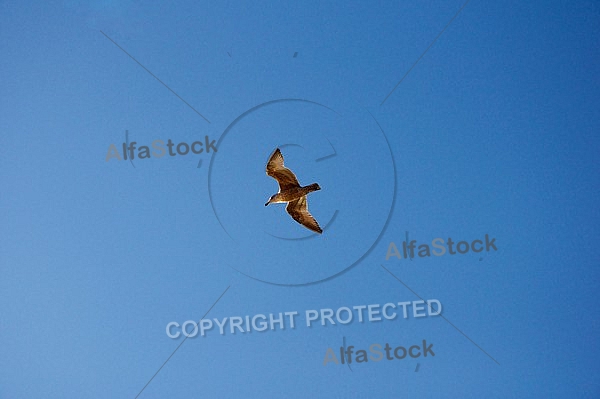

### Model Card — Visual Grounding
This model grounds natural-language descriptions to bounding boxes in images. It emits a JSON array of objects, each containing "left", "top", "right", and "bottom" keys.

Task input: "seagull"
[{"left": 265, "top": 148, "right": 323, "bottom": 234}]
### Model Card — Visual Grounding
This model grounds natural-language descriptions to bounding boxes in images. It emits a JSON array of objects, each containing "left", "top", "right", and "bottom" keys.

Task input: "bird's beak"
[{"left": 265, "top": 201, "right": 269, "bottom": 206}]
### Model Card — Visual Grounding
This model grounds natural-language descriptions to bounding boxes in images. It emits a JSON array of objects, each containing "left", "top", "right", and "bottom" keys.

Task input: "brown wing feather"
[
  {"left": 266, "top": 148, "right": 300, "bottom": 191},
  {"left": 286, "top": 197, "right": 323, "bottom": 234}
]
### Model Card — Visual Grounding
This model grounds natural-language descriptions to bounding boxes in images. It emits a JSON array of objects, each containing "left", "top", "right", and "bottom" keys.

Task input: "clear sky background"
[{"left": 1, "top": 0, "right": 599, "bottom": 398}]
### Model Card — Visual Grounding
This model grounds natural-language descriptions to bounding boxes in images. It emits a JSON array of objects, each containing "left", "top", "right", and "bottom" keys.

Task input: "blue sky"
[{"left": 1, "top": 0, "right": 599, "bottom": 397}]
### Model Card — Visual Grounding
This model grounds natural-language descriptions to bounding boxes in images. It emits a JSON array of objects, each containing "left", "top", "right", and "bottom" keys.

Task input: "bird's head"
[{"left": 265, "top": 195, "right": 276, "bottom": 206}]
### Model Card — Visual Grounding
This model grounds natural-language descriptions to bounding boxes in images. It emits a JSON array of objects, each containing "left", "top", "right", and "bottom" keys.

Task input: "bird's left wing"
[{"left": 266, "top": 148, "right": 300, "bottom": 191}]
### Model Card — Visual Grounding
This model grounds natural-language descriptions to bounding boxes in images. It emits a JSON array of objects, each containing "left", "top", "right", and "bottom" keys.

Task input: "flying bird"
[{"left": 265, "top": 148, "right": 323, "bottom": 234}]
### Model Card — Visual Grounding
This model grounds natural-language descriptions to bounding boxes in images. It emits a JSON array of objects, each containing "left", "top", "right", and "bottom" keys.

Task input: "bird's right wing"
[{"left": 286, "top": 197, "right": 323, "bottom": 234}]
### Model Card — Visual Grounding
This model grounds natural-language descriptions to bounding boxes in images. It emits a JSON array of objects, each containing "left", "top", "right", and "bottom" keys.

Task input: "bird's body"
[
  {"left": 266, "top": 184, "right": 320, "bottom": 204},
  {"left": 265, "top": 148, "right": 322, "bottom": 234}
]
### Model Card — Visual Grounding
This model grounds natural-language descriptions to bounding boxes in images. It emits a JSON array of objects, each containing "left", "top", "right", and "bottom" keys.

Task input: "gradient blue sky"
[{"left": 1, "top": 0, "right": 599, "bottom": 398}]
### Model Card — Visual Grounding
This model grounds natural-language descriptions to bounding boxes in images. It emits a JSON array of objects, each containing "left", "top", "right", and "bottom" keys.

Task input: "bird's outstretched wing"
[
  {"left": 266, "top": 148, "right": 300, "bottom": 191},
  {"left": 286, "top": 196, "right": 323, "bottom": 234}
]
